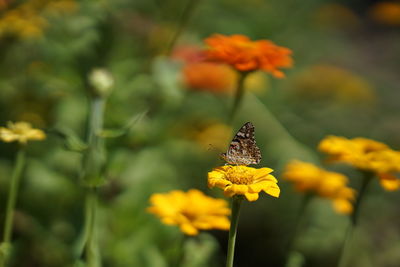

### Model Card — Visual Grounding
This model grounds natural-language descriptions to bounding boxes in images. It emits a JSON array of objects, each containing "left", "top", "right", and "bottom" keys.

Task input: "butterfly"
[{"left": 220, "top": 122, "right": 261, "bottom": 165}]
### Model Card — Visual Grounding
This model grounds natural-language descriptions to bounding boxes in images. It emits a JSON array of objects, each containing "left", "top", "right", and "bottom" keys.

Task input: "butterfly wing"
[{"left": 224, "top": 122, "right": 261, "bottom": 165}]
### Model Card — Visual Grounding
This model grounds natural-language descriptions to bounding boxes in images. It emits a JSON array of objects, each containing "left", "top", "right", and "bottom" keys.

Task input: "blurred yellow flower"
[
  {"left": 314, "top": 3, "right": 361, "bottom": 30},
  {"left": 193, "top": 122, "right": 232, "bottom": 151},
  {"left": 0, "top": 0, "right": 78, "bottom": 39},
  {"left": 45, "top": 0, "right": 78, "bottom": 15},
  {"left": 208, "top": 165, "right": 280, "bottom": 201},
  {"left": 319, "top": 136, "right": 400, "bottom": 191},
  {"left": 244, "top": 71, "right": 270, "bottom": 94},
  {"left": 369, "top": 2, "right": 400, "bottom": 26},
  {"left": 283, "top": 160, "right": 355, "bottom": 214},
  {"left": 292, "top": 65, "right": 375, "bottom": 104},
  {"left": 0, "top": 121, "right": 46, "bottom": 144},
  {"left": 148, "top": 189, "right": 230, "bottom": 235},
  {"left": 0, "top": 9, "right": 47, "bottom": 39}
]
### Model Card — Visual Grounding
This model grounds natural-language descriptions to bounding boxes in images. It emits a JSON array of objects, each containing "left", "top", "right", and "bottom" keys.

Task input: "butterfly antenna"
[{"left": 207, "top": 144, "right": 219, "bottom": 152}]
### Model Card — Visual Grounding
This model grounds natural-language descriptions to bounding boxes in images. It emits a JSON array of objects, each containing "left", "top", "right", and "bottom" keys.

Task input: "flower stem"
[
  {"left": 337, "top": 171, "right": 373, "bottom": 267},
  {"left": 350, "top": 172, "right": 373, "bottom": 226},
  {"left": 226, "top": 196, "right": 243, "bottom": 267},
  {"left": 77, "top": 96, "right": 106, "bottom": 267},
  {"left": 284, "top": 194, "right": 312, "bottom": 267},
  {"left": 165, "top": 0, "right": 201, "bottom": 55},
  {"left": 229, "top": 72, "right": 250, "bottom": 124},
  {"left": 0, "top": 148, "right": 26, "bottom": 266},
  {"left": 2, "top": 148, "right": 26, "bottom": 243},
  {"left": 84, "top": 187, "right": 99, "bottom": 267}
]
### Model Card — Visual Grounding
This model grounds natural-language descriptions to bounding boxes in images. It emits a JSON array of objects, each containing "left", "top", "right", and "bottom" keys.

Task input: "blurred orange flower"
[
  {"left": 369, "top": 2, "right": 400, "bottom": 26},
  {"left": 204, "top": 34, "right": 293, "bottom": 77},
  {"left": 171, "top": 45, "right": 206, "bottom": 63},
  {"left": 183, "top": 62, "right": 237, "bottom": 93}
]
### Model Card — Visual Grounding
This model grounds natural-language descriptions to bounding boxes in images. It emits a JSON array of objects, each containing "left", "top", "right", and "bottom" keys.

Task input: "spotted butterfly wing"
[{"left": 221, "top": 122, "right": 261, "bottom": 165}]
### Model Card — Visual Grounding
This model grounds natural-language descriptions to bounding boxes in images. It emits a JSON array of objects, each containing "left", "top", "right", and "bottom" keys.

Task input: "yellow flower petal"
[
  {"left": 283, "top": 160, "right": 354, "bottom": 213},
  {"left": 378, "top": 173, "right": 400, "bottom": 191},
  {"left": 263, "top": 185, "right": 280, "bottom": 198},
  {"left": 148, "top": 189, "right": 231, "bottom": 235},
  {"left": 333, "top": 199, "right": 353, "bottom": 215},
  {"left": 244, "top": 193, "right": 259, "bottom": 201},
  {"left": 180, "top": 223, "right": 199, "bottom": 235},
  {"left": 0, "top": 121, "right": 46, "bottom": 144}
]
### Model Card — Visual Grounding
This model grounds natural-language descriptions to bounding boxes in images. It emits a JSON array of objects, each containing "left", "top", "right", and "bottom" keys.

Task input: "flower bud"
[{"left": 88, "top": 68, "right": 114, "bottom": 97}]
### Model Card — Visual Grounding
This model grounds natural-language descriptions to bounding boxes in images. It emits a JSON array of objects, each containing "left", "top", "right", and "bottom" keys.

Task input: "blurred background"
[{"left": 0, "top": 0, "right": 400, "bottom": 266}]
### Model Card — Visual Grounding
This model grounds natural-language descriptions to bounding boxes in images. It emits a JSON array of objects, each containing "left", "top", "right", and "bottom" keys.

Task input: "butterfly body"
[{"left": 221, "top": 122, "right": 261, "bottom": 165}]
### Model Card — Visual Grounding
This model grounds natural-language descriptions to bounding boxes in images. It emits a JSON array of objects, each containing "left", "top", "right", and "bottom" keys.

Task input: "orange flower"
[
  {"left": 183, "top": 62, "right": 237, "bottom": 93},
  {"left": 369, "top": 2, "right": 400, "bottom": 26},
  {"left": 204, "top": 34, "right": 293, "bottom": 77},
  {"left": 171, "top": 45, "right": 206, "bottom": 63}
]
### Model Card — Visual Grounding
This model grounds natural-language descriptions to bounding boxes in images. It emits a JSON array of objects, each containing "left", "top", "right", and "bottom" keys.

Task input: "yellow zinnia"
[
  {"left": 207, "top": 165, "right": 280, "bottom": 201},
  {"left": 283, "top": 160, "right": 355, "bottom": 214},
  {"left": 148, "top": 189, "right": 230, "bottom": 236},
  {"left": 0, "top": 121, "right": 46, "bottom": 144},
  {"left": 319, "top": 136, "right": 400, "bottom": 191}
]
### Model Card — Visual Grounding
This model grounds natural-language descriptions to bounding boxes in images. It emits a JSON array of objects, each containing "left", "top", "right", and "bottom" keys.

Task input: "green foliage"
[{"left": 0, "top": 0, "right": 399, "bottom": 266}]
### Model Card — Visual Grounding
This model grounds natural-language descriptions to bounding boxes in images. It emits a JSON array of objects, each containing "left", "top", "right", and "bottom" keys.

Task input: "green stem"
[
  {"left": 350, "top": 172, "right": 373, "bottom": 226},
  {"left": 77, "top": 96, "right": 106, "bottom": 267},
  {"left": 226, "top": 196, "right": 243, "bottom": 267},
  {"left": 84, "top": 188, "right": 99, "bottom": 267},
  {"left": 165, "top": 0, "right": 201, "bottom": 55},
  {"left": 284, "top": 194, "right": 312, "bottom": 267},
  {"left": 229, "top": 72, "right": 250, "bottom": 124},
  {"left": 337, "top": 171, "right": 373, "bottom": 267},
  {"left": 173, "top": 234, "right": 186, "bottom": 267},
  {"left": 88, "top": 97, "right": 105, "bottom": 149},
  {"left": 2, "top": 148, "right": 26, "bottom": 244},
  {"left": 0, "top": 148, "right": 26, "bottom": 267}
]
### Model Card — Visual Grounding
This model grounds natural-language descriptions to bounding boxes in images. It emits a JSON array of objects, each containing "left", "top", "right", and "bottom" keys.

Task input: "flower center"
[
  {"left": 182, "top": 210, "right": 197, "bottom": 220},
  {"left": 226, "top": 167, "right": 254, "bottom": 185}
]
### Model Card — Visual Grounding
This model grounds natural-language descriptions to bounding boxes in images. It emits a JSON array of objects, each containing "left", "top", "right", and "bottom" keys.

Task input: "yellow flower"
[
  {"left": 208, "top": 165, "right": 280, "bottom": 201},
  {"left": 0, "top": 0, "right": 78, "bottom": 40},
  {"left": 378, "top": 173, "right": 400, "bottom": 191},
  {"left": 291, "top": 64, "right": 375, "bottom": 105},
  {"left": 148, "top": 189, "right": 230, "bottom": 236},
  {"left": 283, "top": 161, "right": 355, "bottom": 214},
  {"left": 0, "top": 121, "right": 46, "bottom": 144},
  {"left": 314, "top": 3, "right": 361, "bottom": 30},
  {"left": 45, "top": 0, "right": 78, "bottom": 15},
  {"left": 319, "top": 136, "right": 400, "bottom": 191},
  {"left": 193, "top": 122, "right": 232, "bottom": 151}
]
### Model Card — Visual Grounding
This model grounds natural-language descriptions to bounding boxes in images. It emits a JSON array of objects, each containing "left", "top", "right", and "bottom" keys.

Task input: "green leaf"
[
  {"left": 99, "top": 109, "right": 148, "bottom": 138},
  {"left": 48, "top": 127, "right": 88, "bottom": 152}
]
